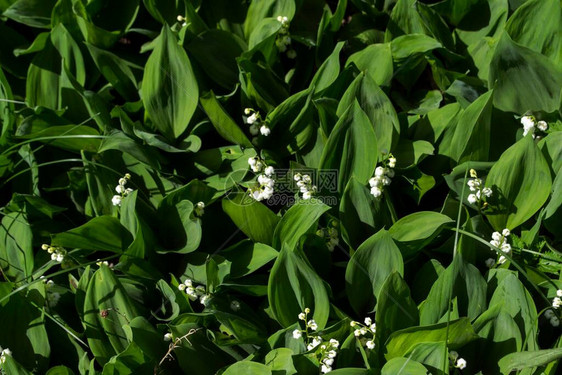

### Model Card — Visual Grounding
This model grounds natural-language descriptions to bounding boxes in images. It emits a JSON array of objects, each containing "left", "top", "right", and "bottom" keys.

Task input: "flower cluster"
[
  {"left": 317, "top": 223, "right": 339, "bottom": 252},
  {"left": 41, "top": 244, "right": 66, "bottom": 263},
  {"left": 275, "top": 16, "right": 296, "bottom": 58},
  {"left": 467, "top": 169, "right": 492, "bottom": 205},
  {"left": 0, "top": 347, "right": 11, "bottom": 364},
  {"left": 291, "top": 308, "right": 339, "bottom": 373},
  {"left": 248, "top": 158, "right": 275, "bottom": 202},
  {"left": 112, "top": 173, "right": 133, "bottom": 206},
  {"left": 178, "top": 278, "right": 211, "bottom": 306},
  {"left": 244, "top": 108, "right": 271, "bottom": 136},
  {"left": 369, "top": 154, "right": 396, "bottom": 199},
  {"left": 449, "top": 351, "right": 467, "bottom": 370},
  {"left": 489, "top": 229, "right": 511, "bottom": 264},
  {"left": 552, "top": 289, "right": 562, "bottom": 309},
  {"left": 318, "top": 339, "right": 339, "bottom": 373},
  {"left": 350, "top": 317, "right": 377, "bottom": 350},
  {"left": 294, "top": 173, "right": 317, "bottom": 200},
  {"left": 544, "top": 309, "right": 560, "bottom": 327},
  {"left": 521, "top": 115, "right": 548, "bottom": 138},
  {"left": 194, "top": 201, "right": 205, "bottom": 217}
]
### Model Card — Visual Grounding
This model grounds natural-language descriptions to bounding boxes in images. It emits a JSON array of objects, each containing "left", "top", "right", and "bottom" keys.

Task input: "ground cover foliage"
[{"left": 0, "top": 0, "right": 562, "bottom": 374}]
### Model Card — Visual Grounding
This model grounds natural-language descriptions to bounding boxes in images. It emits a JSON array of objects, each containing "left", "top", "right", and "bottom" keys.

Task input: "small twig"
[{"left": 156, "top": 328, "right": 203, "bottom": 372}]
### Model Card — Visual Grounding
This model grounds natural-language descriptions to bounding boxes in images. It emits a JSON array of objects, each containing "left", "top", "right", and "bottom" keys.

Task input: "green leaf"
[
  {"left": 485, "top": 135, "right": 552, "bottom": 230},
  {"left": 385, "top": 318, "right": 479, "bottom": 360},
  {"left": 389, "top": 211, "right": 453, "bottom": 257},
  {"left": 3, "top": 0, "right": 57, "bottom": 28},
  {"left": 187, "top": 30, "right": 246, "bottom": 89},
  {"left": 223, "top": 193, "right": 280, "bottom": 245},
  {"left": 222, "top": 240, "right": 278, "bottom": 278},
  {"left": 489, "top": 32, "right": 562, "bottom": 113},
  {"left": 376, "top": 272, "right": 419, "bottom": 347},
  {"left": 200, "top": 91, "right": 252, "bottom": 147},
  {"left": 268, "top": 244, "right": 330, "bottom": 329},
  {"left": 264, "top": 348, "right": 297, "bottom": 375},
  {"left": 86, "top": 43, "right": 138, "bottom": 101},
  {"left": 83, "top": 265, "right": 139, "bottom": 365},
  {"left": 52, "top": 216, "right": 132, "bottom": 253},
  {"left": 488, "top": 271, "right": 538, "bottom": 350},
  {"left": 336, "top": 73, "right": 399, "bottom": 154},
  {"left": 0, "top": 212, "right": 33, "bottom": 281},
  {"left": 156, "top": 199, "right": 202, "bottom": 254},
  {"left": 223, "top": 361, "right": 272, "bottom": 375},
  {"left": 339, "top": 177, "right": 388, "bottom": 249},
  {"left": 320, "top": 100, "right": 378, "bottom": 192},
  {"left": 272, "top": 201, "right": 330, "bottom": 250},
  {"left": 311, "top": 42, "right": 345, "bottom": 94},
  {"left": 346, "top": 43, "right": 393, "bottom": 87},
  {"left": 419, "top": 255, "right": 487, "bottom": 324},
  {"left": 505, "top": 0, "right": 562, "bottom": 65},
  {"left": 345, "top": 230, "right": 404, "bottom": 315},
  {"left": 142, "top": 26, "right": 198, "bottom": 140},
  {"left": 449, "top": 90, "right": 494, "bottom": 162},
  {"left": 498, "top": 348, "right": 562, "bottom": 374},
  {"left": 390, "top": 34, "right": 442, "bottom": 60},
  {"left": 381, "top": 357, "right": 428, "bottom": 375}
]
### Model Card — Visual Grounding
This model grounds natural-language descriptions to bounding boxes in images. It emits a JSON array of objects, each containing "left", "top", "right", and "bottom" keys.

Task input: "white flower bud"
[
  {"left": 467, "top": 194, "right": 477, "bottom": 204},
  {"left": 366, "top": 340, "right": 375, "bottom": 349},
  {"left": 164, "top": 333, "right": 173, "bottom": 341},
  {"left": 502, "top": 228, "right": 510, "bottom": 237},
  {"left": 456, "top": 358, "right": 467, "bottom": 370},
  {"left": 537, "top": 120, "right": 548, "bottom": 131}
]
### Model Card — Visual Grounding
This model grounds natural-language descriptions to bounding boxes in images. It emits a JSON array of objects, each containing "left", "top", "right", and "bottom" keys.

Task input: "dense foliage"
[{"left": 0, "top": 0, "right": 562, "bottom": 374}]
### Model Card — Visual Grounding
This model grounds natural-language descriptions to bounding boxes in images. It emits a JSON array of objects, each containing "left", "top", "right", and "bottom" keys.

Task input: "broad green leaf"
[
  {"left": 156, "top": 199, "right": 202, "bottom": 254},
  {"left": 505, "top": 0, "right": 562, "bottom": 65},
  {"left": 264, "top": 348, "right": 297, "bottom": 375},
  {"left": 389, "top": 211, "right": 453, "bottom": 257},
  {"left": 488, "top": 272, "right": 538, "bottom": 350},
  {"left": 346, "top": 43, "right": 393, "bottom": 87},
  {"left": 0, "top": 291, "right": 50, "bottom": 371},
  {"left": 345, "top": 230, "right": 404, "bottom": 315},
  {"left": 376, "top": 272, "right": 419, "bottom": 347},
  {"left": 337, "top": 73, "right": 399, "bottom": 154},
  {"left": 244, "top": 0, "right": 295, "bottom": 37},
  {"left": 221, "top": 240, "right": 278, "bottom": 278},
  {"left": 0, "top": 212, "right": 33, "bottom": 281},
  {"left": 319, "top": 100, "right": 377, "bottom": 192},
  {"left": 272, "top": 201, "right": 330, "bottom": 250},
  {"left": 311, "top": 41, "right": 345, "bottom": 94},
  {"left": 381, "top": 357, "right": 428, "bottom": 375},
  {"left": 390, "top": 34, "right": 442, "bottom": 60},
  {"left": 498, "top": 348, "right": 562, "bottom": 374},
  {"left": 3, "top": 0, "right": 57, "bottom": 28},
  {"left": 52, "top": 216, "right": 132, "bottom": 253},
  {"left": 485, "top": 135, "right": 552, "bottom": 230},
  {"left": 223, "top": 193, "right": 280, "bottom": 245},
  {"left": 142, "top": 26, "right": 198, "bottom": 140},
  {"left": 187, "top": 30, "right": 246, "bottom": 89},
  {"left": 46, "top": 366, "right": 75, "bottom": 375},
  {"left": 489, "top": 32, "right": 562, "bottom": 113},
  {"left": 223, "top": 361, "right": 272, "bottom": 375},
  {"left": 26, "top": 41, "right": 60, "bottom": 109},
  {"left": 268, "top": 245, "right": 330, "bottom": 329},
  {"left": 449, "top": 90, "right": 494, "bottom": 162},
  {"left": 339, "top": 177, "right": 389, "bottom": 249},
  {"left": 420, "top": 255, "right": 487, "bottom": 325},
  {"left": 385, "top": 318, "right": 479, "bottom": 360},
  {"left": 83, "top": 265, "right": 138, "bottom": 365},
  {"left": 86, "top": 43, "right": 138, "bottom": 101},
  {"left": 200, "top": 91, "right": 252, "bottom": 147}
]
